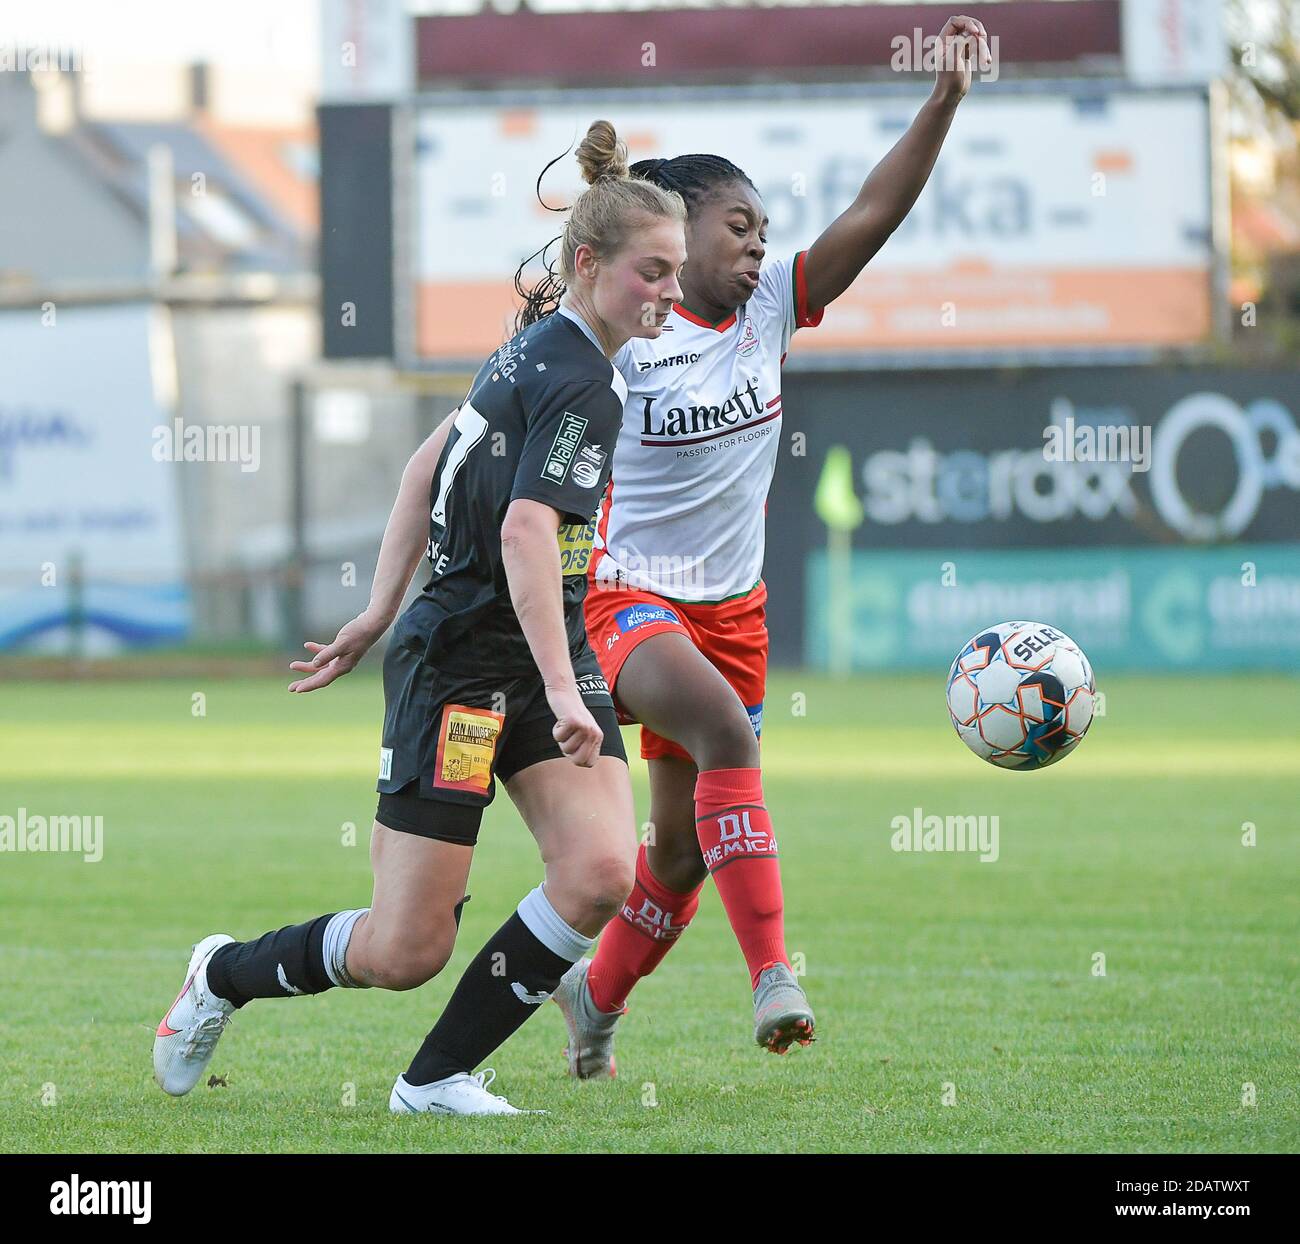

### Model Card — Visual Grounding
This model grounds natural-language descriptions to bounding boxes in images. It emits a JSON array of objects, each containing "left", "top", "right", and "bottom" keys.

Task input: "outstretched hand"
[{"left": 288, "top": 611, "right": 388, "bottom": 693}]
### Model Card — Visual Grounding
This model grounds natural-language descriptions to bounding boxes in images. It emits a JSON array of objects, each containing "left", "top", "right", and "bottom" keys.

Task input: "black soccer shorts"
[{"left": 374, "top": 634, "right": 626, "bottom": 846}]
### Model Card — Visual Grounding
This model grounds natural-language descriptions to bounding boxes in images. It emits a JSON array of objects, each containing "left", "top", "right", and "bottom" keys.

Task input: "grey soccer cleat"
[
  {"left": 551, "top": 957, "right": 624, "bottom": 1080},
  {"left": 753, "top": 963, "right": 816, "bottom": 1055}
]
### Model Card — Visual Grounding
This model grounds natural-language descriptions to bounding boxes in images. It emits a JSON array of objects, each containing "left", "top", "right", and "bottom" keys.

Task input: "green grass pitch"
[{"left": 1, "top": 668, "right": 1296, "bottom": 1153}]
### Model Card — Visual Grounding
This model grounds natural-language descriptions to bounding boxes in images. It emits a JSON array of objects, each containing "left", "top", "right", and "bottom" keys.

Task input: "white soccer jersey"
[{"left": 591, "top": 251, "right": 823, "bottom": 602}]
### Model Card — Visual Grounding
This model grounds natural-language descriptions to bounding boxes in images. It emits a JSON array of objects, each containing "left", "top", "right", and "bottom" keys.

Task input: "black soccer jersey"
[{"left": 397, "top": 309, "right": 628, "bottom": 675}]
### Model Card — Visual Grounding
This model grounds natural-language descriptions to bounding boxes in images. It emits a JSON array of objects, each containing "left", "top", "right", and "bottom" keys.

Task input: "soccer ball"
[{"left": 945, "top": 621, "right": 1096, "bottom": 770}]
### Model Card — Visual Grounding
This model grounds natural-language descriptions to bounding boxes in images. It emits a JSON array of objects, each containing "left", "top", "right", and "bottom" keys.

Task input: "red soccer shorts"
[{"left": 583, "top": 580, "right": 768, "bottom": 762}]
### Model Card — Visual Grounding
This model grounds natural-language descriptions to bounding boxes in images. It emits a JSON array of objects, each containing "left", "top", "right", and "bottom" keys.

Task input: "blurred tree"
[
  {"left": 1228, "top": 0, "right": 1300, "bottom": 121},
  {"left": 1224, "top": 0, "right": 1300, "bottom": 355}
]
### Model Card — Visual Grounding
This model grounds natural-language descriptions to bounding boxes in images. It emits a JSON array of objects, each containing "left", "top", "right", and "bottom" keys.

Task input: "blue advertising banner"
[
  {"left": 806, "top": 544, "right": 1300, "bottom": 672},
  {"left": 0, "top": 304, "right": 190, "bottom": 653}
]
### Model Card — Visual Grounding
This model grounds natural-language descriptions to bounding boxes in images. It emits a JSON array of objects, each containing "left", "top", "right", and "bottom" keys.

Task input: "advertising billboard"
[
  {"left": 0, "top": 303, "right": 190, "bottom": 653},
  {"left": 762, "top": 367, "right": 1300, "bottom": 669},
  {"left": 407, "top": 86, "right": 1213, "bottom": 364},
  {"left": 805, "top": 544, "right": 1300, "bottom": 672}
]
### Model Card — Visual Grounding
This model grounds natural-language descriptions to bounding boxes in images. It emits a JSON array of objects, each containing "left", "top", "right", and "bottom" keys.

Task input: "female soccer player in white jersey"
[
  {"left": 151, "top": 123, "right": 687, "bottom": 1116},
  {"left": 542, "top": 15, "right": 993, "bottom": 1074}
]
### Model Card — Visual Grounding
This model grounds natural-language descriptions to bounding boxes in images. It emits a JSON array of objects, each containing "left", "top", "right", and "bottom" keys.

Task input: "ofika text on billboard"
[{"left": 409, "top": 87, "right": 1212, "bottom": 361}]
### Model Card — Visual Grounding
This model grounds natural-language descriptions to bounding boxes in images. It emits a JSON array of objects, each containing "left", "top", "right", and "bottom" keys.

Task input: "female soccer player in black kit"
[{"left": 152, "top": 122, "right": 687, "bottom": 1115}]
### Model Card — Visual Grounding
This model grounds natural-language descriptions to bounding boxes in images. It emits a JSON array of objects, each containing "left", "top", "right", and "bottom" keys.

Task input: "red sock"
[
  {"left": 586, "top": 841, "right": 702, "bottom": 1014},
  {"left": 695, "top": 767, "right": 788, "bottom": 988}
]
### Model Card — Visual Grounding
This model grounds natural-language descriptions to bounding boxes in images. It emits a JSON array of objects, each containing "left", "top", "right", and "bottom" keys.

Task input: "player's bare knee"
[
  {"left": 566, "top": 851, "right": 635, "bottom": 923},
  {"left": 593, "top": 853, "right": 637, "bottom": 918},
  {"left": 689, "top": 711, "right": 760, "bottom": 771},
  {"left": 359, "top": 928, "right": 455, "bottom": 990},
  {"left": 379, "top": 947, "right": 451, "bottom": 991}
]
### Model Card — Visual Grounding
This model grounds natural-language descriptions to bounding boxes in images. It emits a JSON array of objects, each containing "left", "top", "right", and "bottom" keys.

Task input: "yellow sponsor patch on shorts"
[{"left": 433, "top": 703, "right": 505, "bottom": 795}]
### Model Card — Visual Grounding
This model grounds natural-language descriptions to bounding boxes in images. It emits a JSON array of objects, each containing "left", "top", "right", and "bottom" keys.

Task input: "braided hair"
[
  {"left": 628, "top": 154, "right": 756, "bottom": 213},
  {"left": 513, "top": 151, "right": 750, "bottom": 332}
]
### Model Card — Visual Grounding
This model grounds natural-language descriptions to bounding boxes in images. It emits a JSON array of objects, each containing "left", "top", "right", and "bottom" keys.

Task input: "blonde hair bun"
[{"left": 575, "top": 119, "right": 630, "bottom": 185}]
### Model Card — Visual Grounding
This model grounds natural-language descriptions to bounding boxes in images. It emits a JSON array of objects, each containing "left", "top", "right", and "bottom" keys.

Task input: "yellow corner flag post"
[{"left": 812, "top": 446, "right": 865, "bottom": 676}]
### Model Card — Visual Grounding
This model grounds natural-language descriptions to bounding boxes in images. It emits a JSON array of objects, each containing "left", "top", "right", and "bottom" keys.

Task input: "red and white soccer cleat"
[{"left": 152, "top": 933, "right": 236, "bottom": 1097}]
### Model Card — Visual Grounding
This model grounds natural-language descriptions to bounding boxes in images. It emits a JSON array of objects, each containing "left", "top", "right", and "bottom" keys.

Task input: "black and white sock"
[
  {"left": 404, "top": 885, "right": 594, "bottom": 1086},
  {"left": 204, "top": 908, "right": 370, "bottom": 1008}
]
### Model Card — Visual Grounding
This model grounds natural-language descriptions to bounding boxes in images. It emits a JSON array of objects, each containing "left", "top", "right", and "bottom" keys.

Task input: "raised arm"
[
  {"left": 802, "top": 13, "right": 991, "bottom": 313},
  {"left": 288, "top": 409, "right": 458, "bottom": 692}
]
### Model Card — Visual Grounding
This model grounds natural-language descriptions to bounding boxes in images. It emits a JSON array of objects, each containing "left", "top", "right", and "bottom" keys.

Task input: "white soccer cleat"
[
  {"left": 389, "top": 1068, "right": 539, "bottom": 1117},
  {"left": 152, "top": 933, "right": 236, "bottom": 1097}
]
